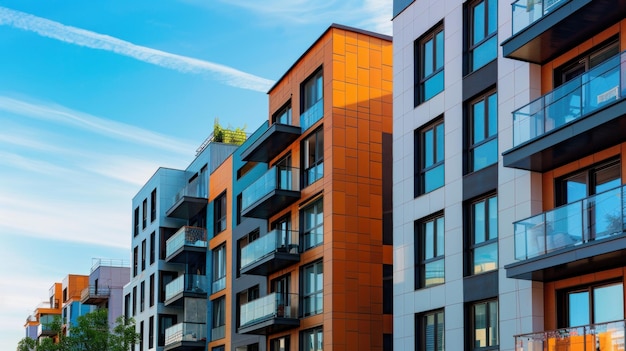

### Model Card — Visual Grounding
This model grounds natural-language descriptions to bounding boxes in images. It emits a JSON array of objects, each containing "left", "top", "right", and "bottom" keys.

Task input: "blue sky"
[{"left": 0, "top": 0, "right": 391, "bottom": 348}]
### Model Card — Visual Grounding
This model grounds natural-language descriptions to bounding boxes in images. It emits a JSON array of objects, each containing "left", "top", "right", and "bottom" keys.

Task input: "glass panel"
[
  {"left": 565, "top": 173, "right": 588, "bottom": 203},
  {"left": 546, "top": 203, "right": 583, "bottom": 251},
  {"left": 488, "top": 196, "right": 498, "bottom": 240},
  {"left": 424, "top": 164, "right": 444, "bottom": 193},
  {"left": 436, "top": 217, "right": 445, "bottom": 257},
  {"left": 424, "top": 39, "right": 434, "bottom": 76},
  {"left": 487, "top": 93, "right": 498, "bottom": 136},
  {"left": 489, "top": 301, "right": 498, "bottom": 346},
  {"left": 424, "top": 71, "right": 444, "bottom": 101},
  {"left": 473, "top": 99, "right": 486, "bottom": 143},
  {"left": 487, "top": 0, "right": 497, "bottom": 34},
  {"left": 473, "top": 139, "right": 498, "bottom": 171},
  {"left": 425, "top": 259, "right": 444, "bottom": 287},
  {"left": 473, "top": 242, "right": 498, "bottom": 274},
  {"left": 594, "top": 283, "right": 624, "bottom": 323},
  {"left": 425, "top": 220, "right": 434, "bottom": 260},
  {"left": 595, "top": 163, "right": 621, "bottom": 193},
  {"left": 591, "top": 187, "right": 622, "bottom": 239},
  {"left": 435, "top": 31, "right": 444, "bottom": 70},
  {"left": 424, "top": 129, "right": 434, "bottom": 167},
  {"left": 474, "top": 303, "right": 487, "bottom": 347},
  {"left": 472, "top": 36, "right": 497, "bottom": 71},
  {"left": 473, "top": 1, "right": 485, "bottom": 44},
  {"left": 569, "top": 291, "right": 590, "bottom": 327},
  {"left": 435, "top": 123, "right": 444, "bottom": 163},
  {"left": 474, "top": 201, "right": 486, "bottom": 244}
]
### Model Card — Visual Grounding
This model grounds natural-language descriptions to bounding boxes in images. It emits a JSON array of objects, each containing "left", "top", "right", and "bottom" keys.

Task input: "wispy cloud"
[
  {"left": 0, "top": 6, "right": 276, "bottom": 92},
  {"left": 214, "top": 0, "right": 392, "bottom": 34},
  {"left": 0, "top": 96, "right": 194, "bottom": 155}
]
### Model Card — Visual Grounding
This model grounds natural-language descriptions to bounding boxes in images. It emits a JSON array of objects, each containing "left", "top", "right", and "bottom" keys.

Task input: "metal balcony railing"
[
  {"left": 512, "top": 51, "right": 624, "bottom": 147},
  {"left": 80, "top": 286, "right": 111, "bottom": 301},
  {"left": 511, "top": 0, "right": 568, "bottom": 34},
  {"left": 515, "top": 319, "right": 626, "bottom": 351},
  {"left": 514, "top": 185, "right": 625, "bottom": 260},
  {"left": 165, "top": 226, "right": 207, "bottom": 258},
  {"left": 240, "top": 229, "right": 300, "bottom": 269}
]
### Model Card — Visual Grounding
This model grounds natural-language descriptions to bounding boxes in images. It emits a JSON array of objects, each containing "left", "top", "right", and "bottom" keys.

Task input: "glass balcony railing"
[
  {"left": 240, "top": 293, "right": 299, "bottom": 327},
  {"left": 171, "top": 172, "right": 208, "bottom": 206},
  {"left": 164, "top": 322, "right": 207, "bottom": 346},
  {"left": 242, "top": 166, "right": 300, "bottom": 211},
  {"left": 516, "top": 320, "right": 625, "bottom": 351},
  {"left": 511, "top": 0, "right": 568, "bottom": 34},
  {"left": 512, "top": 51, "right": 624, "bottom": 147},
  {"left": 164, "top": 274, "right": 208, "bottom": 301},
  {"left": 212, "top": 276, "right": 226, "bottom": 293},
  {"left": 241, "top": 229, "right": 300, "bottom": 269},
  {"left": 165, "top": 226, "right": 207, "bottom": 258},
  {"left": 300, "top": 98, "right": 324, "bottom": 131},
  {"left": 211, "top": 325, "right": 225, "bottom": 340},
  {"left": 514, "top": 185, "right": 626, "bottom": 260}
]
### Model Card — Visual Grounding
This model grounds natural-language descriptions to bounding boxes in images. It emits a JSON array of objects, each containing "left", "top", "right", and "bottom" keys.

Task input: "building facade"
[
  {"left": 393, "top": 0, "right": 626, "bottom": 350},
  {"left": 80, "top": 259, "right": 130, "bottom": 330}
]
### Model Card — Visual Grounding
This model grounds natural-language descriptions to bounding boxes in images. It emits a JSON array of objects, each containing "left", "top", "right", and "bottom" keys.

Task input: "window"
[
  {"left": 124, "top": 293, "right": 131, "bottom": 321},
  {"left": 272, "top": 274, "right": 291, "bottom": 316},
  {"left": 555, "top": 40, "right": 619, "bottom": 87},
  {"left": 159, "top": 271, "right": 177, "bottom": 303},
  {"left": 272, "top": 214, "right": 293, "bottom": 248},
  {"left": 150, "top": 188, "right": 157, "bottom": 222},
  {"left": 302, "top": 260, "right": 323, "bottom": 316},
  {"left": 158, "top": 314, "right": 176, "bottom": 347},
  {"left": 149, "top": 232, "right": 155, "bottom": 265},
  {"left": 555, "top": 159, "right": 621, "bottom": 242},
  {"left": 302, "top": 327, "right": 323, "bottom": 351},
  {"left": 468, "top": 0, "right": 497, "bottom": 72},
  {"left": 271, "top": 336, "right": 290, "bottom": 351},
  {"left": 212, "top": 297, "right": 226, "bottom": 340},
  {"left": 558, "top": 282, "right": 623, "bottom": 327},
  {"left": 148, "top": 316, "right": 154, "bottom": 349},
  {"left": 417, "top": 310, "right": 444, "bottom": 351},
  {"left": 149, "top": 274, "right": 155, "bottom": 307},
  {"left": 236, "top": 194, "right": 242, "bottom": 225},
  {"left": 134, "top": 207, "right": 139, "bottom": 236},
  {"left": 302, "top": 127, "right": 324, "bottom": 186},
  {"left": 141, "top": 239, "right": 146, "bottom": 271},
  {"left": 132, "top": 286, "right": 137, "bottom": 316},
  {"left": 383, "top": 264, "right": 393, "bottom": 314},
  {"left": 142, "top": 199, "right": 147, "bottom": 229},
  {"left": 237, "top": 285, "right": 260, "bottom": 326},
  {"left": 275, "top": 154, "right": 294, "bottom": 191},
  {"left": 416, "top": 118, "right": 444, "bottom": 195},
  {"left": 416, "top": 23, "right": 444, "bottom": 104},
  {"left": 139, "top": 321, "right": 144, "bottom": 351},
  {"left": 470, "top": 300, "right": 498, "bottom": 350},
  {"left": 237, "top": 229, "right": 259, "bottom": 277},
  {"left": 214, "top": 192, "right": 227, "bottom": 234},
  {"left": 140, "top": 281, "right": 145, "bottom": 312},
  {"left": 212, "top": 244, "right": 226, "bottom": 292},
  {"left": 301, "top": 198, "right": 323, "bottom": 250},
  {"left": 468, "top": 194, "right": 498, "bottom": 275},
  {"left": 301, "top": 69, "right": 323, "bottom": 130},
  {"left": 469, "top": 92, "right": 497, "bottom": 172},
  {"left": 416, "top": 213, "right": 445, "bottom": 289},
  {"left": 273, "top": 101, "right": 292, "bottom": 125},
  {"left": 133, "top": 246, "right": 138, "bottom": 277}
]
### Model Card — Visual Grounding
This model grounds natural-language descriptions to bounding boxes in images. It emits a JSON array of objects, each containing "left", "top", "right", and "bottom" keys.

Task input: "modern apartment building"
[
  {"left": 223, "top": 23, "right": 394, "bottom": 351},
  {"left": 80, "top": 259, "right": 130, "bottom": 330},
  {"left": 24, "top": 282, "right": 62, "bottom": 341},
  {"left": 123, "top": 136, "right": 239, "bottom": 351},
  {"left": 393, "top": 0, "right": 626, "bottom": 350},
  {"left": 61, "top": 274, "right": 93, "bottom": 336}
]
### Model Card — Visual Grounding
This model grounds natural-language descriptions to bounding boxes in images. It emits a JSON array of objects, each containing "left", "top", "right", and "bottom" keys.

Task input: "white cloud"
[{"left": 0, "top": 6, "right": 276, "bottom": 92}]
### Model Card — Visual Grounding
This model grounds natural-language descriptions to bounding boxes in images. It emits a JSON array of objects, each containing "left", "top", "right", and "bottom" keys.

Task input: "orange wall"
[
  {"left": 63, "top": 275, "right": 89, "bottom": 304},
  {"left": 208, "top": 155, "right": 234, "bottom": 350},
  {"left": 265, "top": 26, "right": 392, "bottom": 351}
]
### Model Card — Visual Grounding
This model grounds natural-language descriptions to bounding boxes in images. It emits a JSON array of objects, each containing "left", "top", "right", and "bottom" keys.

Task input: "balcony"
[
  {"left": 164, "top": 322, "right": 207, "bottom": 351},
  {"left": 241, "top": 166, "right": 300, "bottom": 219},
  {"left": 80, "top": 286, "right": 110, "bottom": 305},
  {"left": 507, "top": 185, "right": 626, "bottom": 282},
  {"left": 165, "top": 226, "right": 207, "bottom": 263},
  {"left": 503, "top": 51, "right": 626, "bottom": 172},
  {"left": 37, "top": 314, "right": 59, "bottom": 337},
  {"left": 166, "top": 174, "right": 208, "bottom": 219},
  {"left": 241, "top": 122, "right": 301, "bottom": 163},
  {"left": 503, "top": 0, "right": 626, "bottom": 64},
  {"left": 238, "top": 293, "right": 300, "bottom": 335},
  {"left": 300, "top": 99, "right": 324, "bottom": 132},
  {"left": 240, "top": 229, "right": 300, "bottom": 276},
  {"left": 164, "top": 275, "right": 208, "bottom": 306},
  {"left": 516, "top": 320, "right": 625, "bottom": 351}
]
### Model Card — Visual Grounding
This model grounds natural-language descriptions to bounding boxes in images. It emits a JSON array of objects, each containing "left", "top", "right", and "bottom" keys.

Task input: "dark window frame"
[
  {"left": 270, "top": 335, "right": 290, "bottom": 351},
  {"left": 415, "top": 117, "right": 445, "bottom": 196},
  {"left": 415, "top": 212, "right": 445, "bottom": 289},
  {"left": 273, "top": 100, "right": 293, "bottom": 125},
  {"left": 467, "top": 0, "right": 498, "bottom": 73},
  {"left": 149, "top": 273, "right": 155, "bottom": 307},
  {"left": 302, "top": 127, "right": 324, "bottom": 187},
  {"left": 416, "top": 309, "right": 445, "bottom": 351},
  {"left": 300, "top": 326, "right": 323, "bottom": 351},
  {"left": 134, "top": 207, "right": 139, "bottom": 237},
  {"left": 141, "top": 239, "right": 146, "bottom": 271},
  {"left": 556, "top": 280, "right": 624, "bottom": 328},
  {"left": 467, "top": 90, "right": 498, "bottom": 173},
  {"left": 148, "top": 316, "right": 154, "bottom": 349},
  {"left": 301, "top": 260, "right": 324, "bottom": 317},
  {"left": 150, "top": 188, "right": 157, "bottom": 222},
  {"left": 142, "top": 199, "right": 147, "bottom": 229},
  {"left": 467, "top": 193, "right": 498, "bottom": 276},
  {"left": 469, "top": 299, "right": 499, "bottom": 351},
  {"left": 415, "top": 22, "right": 445, "bottom": 105},
  {"left": 301, "top": 69, "right": 323, "bottom": 114},
  {"left": 149, "top": 232, "right": 155, "bottom": 265},
  {"left": 300, "top": 197, "right": 323, "bottom": 251},
  {"left": 214, "top": 192, "right": 227, "bottom": 234}
]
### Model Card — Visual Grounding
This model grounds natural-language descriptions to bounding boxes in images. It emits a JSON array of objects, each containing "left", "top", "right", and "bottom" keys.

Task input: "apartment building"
[
  {"left": 79, "top": 259, "right": 130, "bottom": 330},
  {"left": 220, "top": 23, "right": 393, "bottom": 351},
  {"left": 61, "top": 274, "right": 93, "bottom": 336},
  {"left": 25, "top": 282, "right": 62, "bottom": 341},
  {"left": 393, "top": 0, "right": 626, "bottom": 350},
  {"left": 123, "top": 138, "right": 238, "bottom": 351}
]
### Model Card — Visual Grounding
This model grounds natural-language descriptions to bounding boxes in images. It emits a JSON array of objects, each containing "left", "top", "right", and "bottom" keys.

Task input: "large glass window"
[
  {"left": 301, "top": 198, "right": 323, "bottom": 250},
  {"left": 142, "top": 199, "right": 147, "bottom": 229},
  {"left": 212, "top": 297, "right": 226, "bottom": 339},
  {"left": 133, "top": 246, "right": 138, "bottom": 277},
  {"left": 149, "top": 274, "right": 155, "bottom": 307},
  {"left": 561, "top": 282, "right": 623, "bottom": 327},
  {"left": 469, "top": 0, "right": 497, "bottom": 72},
  {"left": 471, "top": 300, "right": 498, "bottom": 350},
  {"left": 416, "top": 23, "right": 444, "bottom": 104},
  {"left": 214, "top": 192, "right": 227, "bottom": 234},
  {"left": 302, "top": 261, "right": 323, "bottom": 316},
  {"left": 273, "top": 101, "right": 292, "bottom": 125},
  {"left": 417, "top": 310, "right": 444, "bottom": 351},
  {"left": 140, "top": 281, "right": 145, "bottom": 312},
  {"left": 271, "top": 336, "right": 290, "bottom": 351},
  {"left": 158, "top": 314, "right": 177, "bottom": 347},
  {"left": 302, "top": 326, "right": 323, "bottom": 351},
  {"left": 416, "top": 119, "right": 445, "bottom": 195},
  {"left": 150, "top": 232, "right": 155, "bottom": 265},
  {"left": 303, "top": 127, "right": 324, "bottom": 187},
  {"left": 469, "top": 195, "right": 498, "bottom": 275},
  {"left": 141, "top": 239, "right": 146, "bottom": 271},
  {"left": 416, "top": 213, "right": 445, "bottom": 289},
  {"left": 469, "top": 92, "right": 498, "bottom": 172},
  {"left": 150, "top": 188, "right": 157, "bottom": 222},
  {"left": 134, "top": 207, "right": 139, "bottom": 237},
  {"left": 212, "top": 244, "right": 226, "bottom": 292},
  {"left": 302, "top": 70, "right": 323, "bottom": 114}
]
